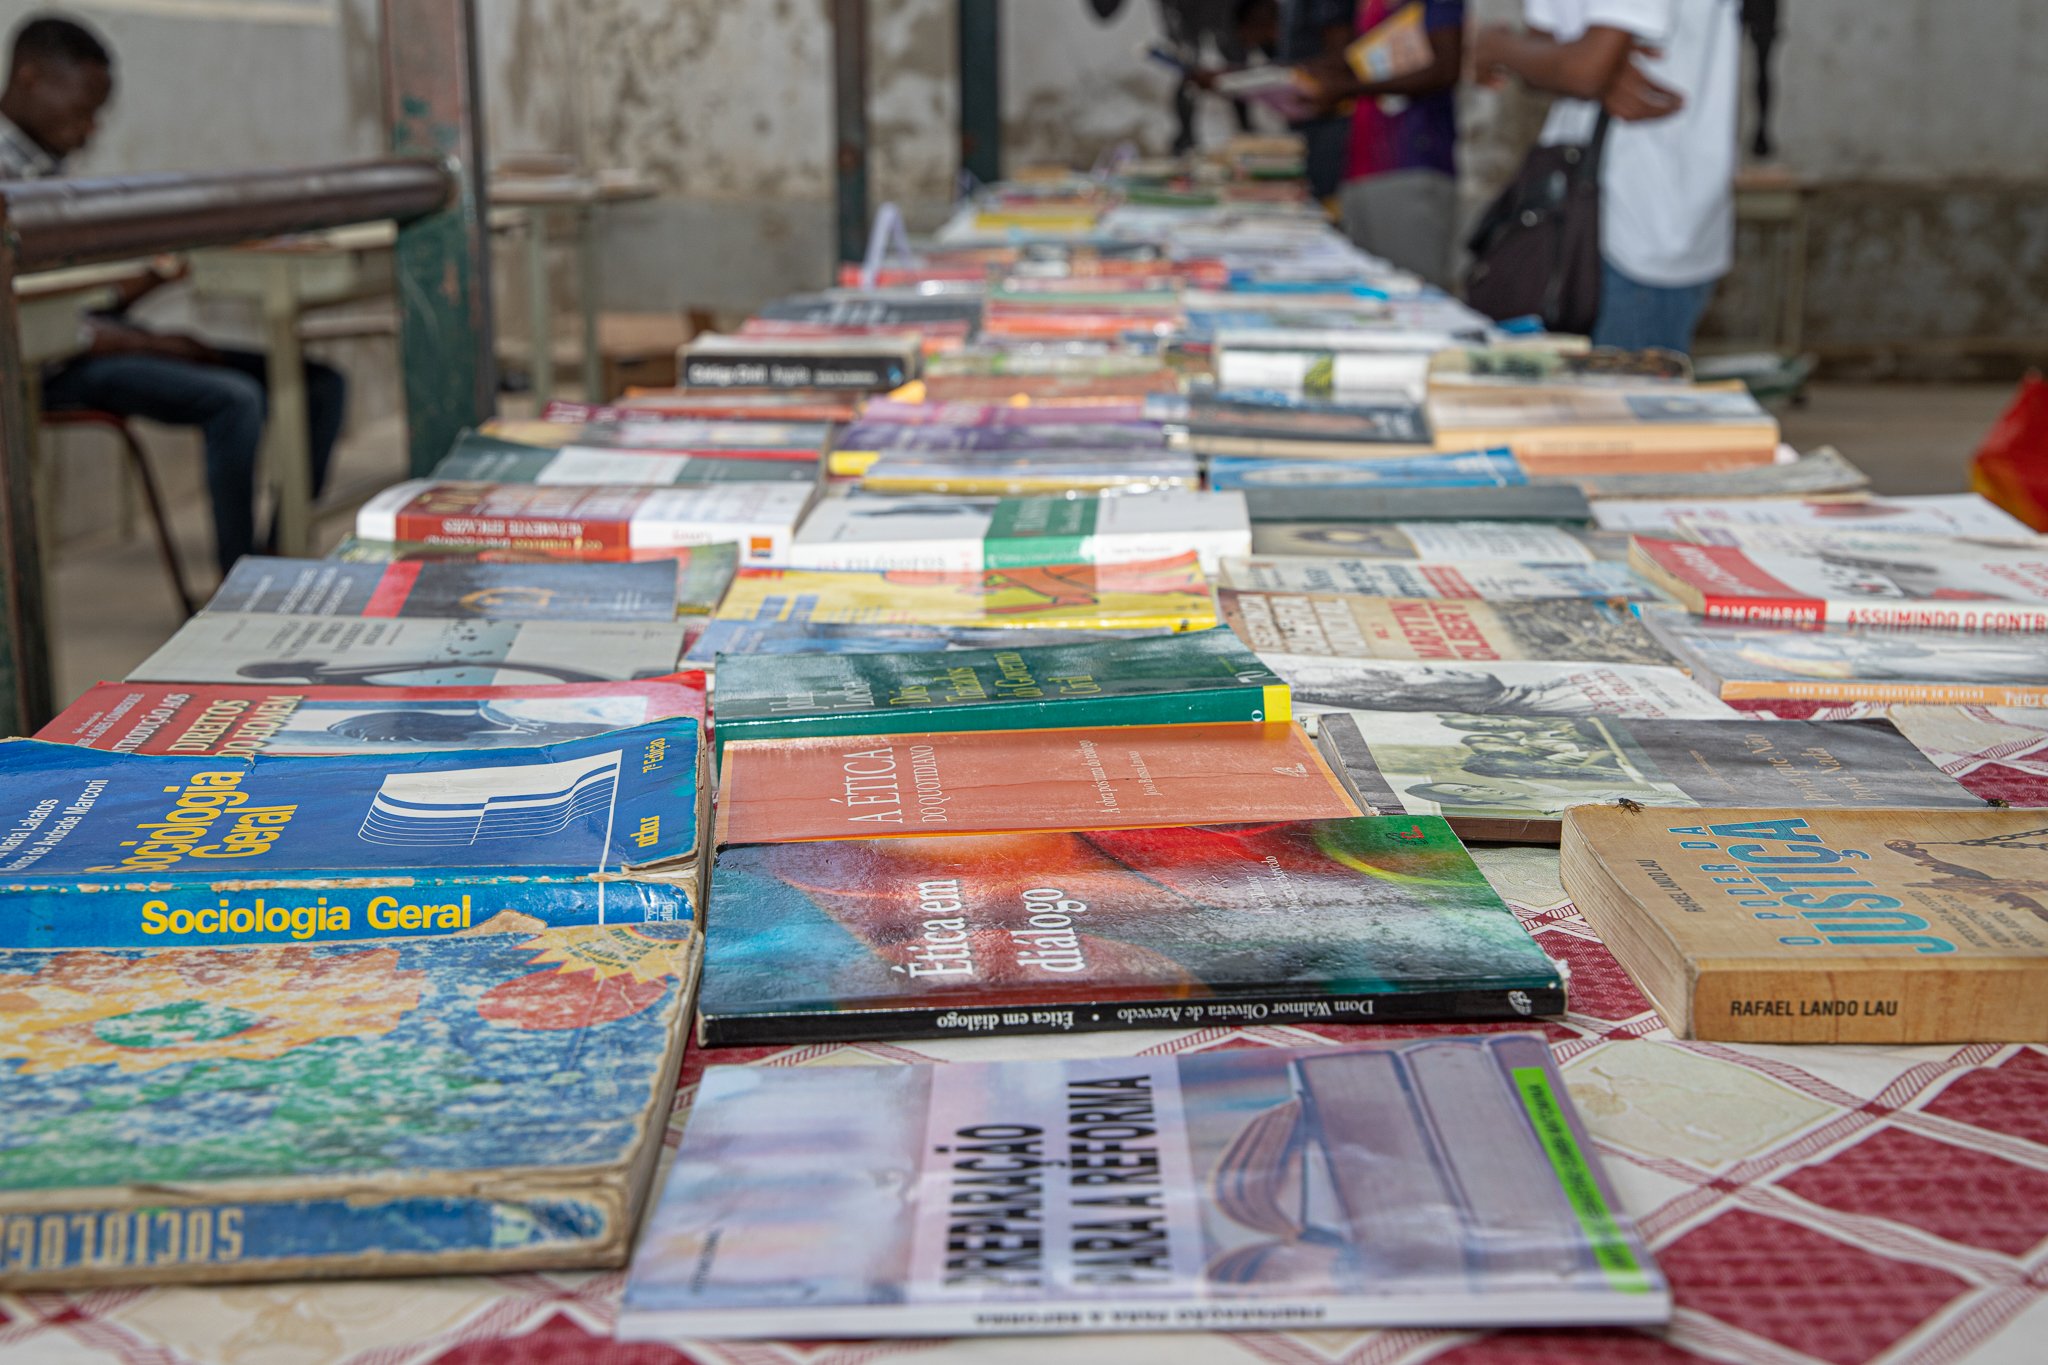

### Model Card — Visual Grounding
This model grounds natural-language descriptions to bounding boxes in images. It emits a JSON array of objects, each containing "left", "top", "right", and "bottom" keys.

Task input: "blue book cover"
[
  {"left": 0, "top": 718, "right": 702, "bottom": 949},
  {"left": 1209, "top": 449, "right": 1526, "bottom": 492},
  {"left": 0, "top": 917, "right": 699, "bottom": 1288}
]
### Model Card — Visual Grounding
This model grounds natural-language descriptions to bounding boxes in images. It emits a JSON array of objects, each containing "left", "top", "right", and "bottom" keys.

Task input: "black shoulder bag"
[{"left": 1463, "top": 110, "right": 1612, "bottom": 335}]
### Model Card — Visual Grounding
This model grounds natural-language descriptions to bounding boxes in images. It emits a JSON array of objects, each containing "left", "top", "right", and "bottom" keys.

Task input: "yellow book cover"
[
  {"left": 1345, "top": 3, "right": 1431, "bottom": 82},
  {"left": 713, "top": 553, "right": 1218, "bottom": 631}
]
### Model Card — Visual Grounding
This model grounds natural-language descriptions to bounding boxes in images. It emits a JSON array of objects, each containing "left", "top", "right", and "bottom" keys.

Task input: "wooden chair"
[{"left": 40, "top": 410, "right": 198, "bottom": 617}]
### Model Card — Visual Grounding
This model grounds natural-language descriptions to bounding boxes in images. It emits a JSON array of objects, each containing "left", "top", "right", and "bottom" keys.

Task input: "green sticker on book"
[
  {"left": 985, "top": 497, "right": 1098, "bottom": 568},
  {"left": 1512, "top": 1065, "right": 1652, "bottom": 1293}
]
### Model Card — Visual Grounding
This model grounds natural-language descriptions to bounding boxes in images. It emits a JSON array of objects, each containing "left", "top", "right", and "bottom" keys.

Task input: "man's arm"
[
  {"left": 1473, "top": 23, "right": 1682, "bottom": 120},
  {"left": 82, "top": 318, "right": 219, "bottom": 364}
]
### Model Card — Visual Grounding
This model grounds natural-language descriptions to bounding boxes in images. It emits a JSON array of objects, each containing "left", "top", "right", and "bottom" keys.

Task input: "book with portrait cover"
[
  {"left": 1222, "top": 592, "right": 1677, "bottom": 665},
  {"left": 715, "top": 721, "right": 1360, "bottom": 846},
  {"left": 1266, "top": 655, "right": 1734, "bottom": 719},
  {"left": 1316, "top": 711, "right": 1983, "bottom": 843},
  {"left": 38, "top": 677, "right": 704, "bottom": 757},
  {"left": 714, "top": 554, "right": 1219, "bottom": 633},
  {"left": 1245, "top": 485, "right": 1593, "bottom": 526},
  {"left": 208, "top": 556, "right": 680, "bottom": 621},
  {"left": 1218, "top": 559, "right": 1655, "bottom": 602},
  {"left": 618, "top": 1035, "right": 1668, "bottom": 1338},
  {"left": 1560, "top": 806, "right": 2048, "bottom": 1042},
  {"left": 1250, "top": 519, "right": 1595, "bottom": 561},
  {"left": 0, "top": 917, "right": 701, "bottom": 1289},
  {"left": 1629, "top": 532, "right": 2048, "bottom": 631},
  {"left": 713, "top": 628, "right": 1282, "bottom": 755},
  {"left": 700, "top": 816, "right": 1563, "bottom": 1045},
  {"left": 0, "top": 717, "right": 704, "bottom": 949},
  {"left": 328, "top": 538, "right": 739, "bottom": 616}
]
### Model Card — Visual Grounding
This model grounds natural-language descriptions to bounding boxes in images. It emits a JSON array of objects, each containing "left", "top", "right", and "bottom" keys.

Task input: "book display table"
[{"left": 3, "top": 846, "right": 2042, "bottom": 1365}]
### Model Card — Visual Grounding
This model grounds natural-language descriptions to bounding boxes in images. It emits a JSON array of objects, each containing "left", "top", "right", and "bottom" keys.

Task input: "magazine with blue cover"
[
  {"left": 619, "top": 1035, "right": 1669, "bottom": 1338},
  {"left": 0, "top": 717, "right": 703, "bottom": 948}
]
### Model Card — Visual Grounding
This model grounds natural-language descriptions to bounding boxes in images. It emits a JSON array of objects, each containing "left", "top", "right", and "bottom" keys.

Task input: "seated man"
[{"left": 0, "top": 15, "right": 346, "bottom": 573}]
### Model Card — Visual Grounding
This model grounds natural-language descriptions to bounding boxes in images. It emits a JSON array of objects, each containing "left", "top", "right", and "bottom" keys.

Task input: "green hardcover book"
[{"left": 709, "top": 626, "right": 1287, "bottom": 755}]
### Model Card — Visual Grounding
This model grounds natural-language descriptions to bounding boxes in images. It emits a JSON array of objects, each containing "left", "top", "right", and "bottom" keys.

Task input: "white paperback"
[
  {"left": 790, "top": 490, "right": 1252, "bottom": 574},
  {"left": 1218, "top": 556, "right": 1654, "bottom": 601},
  {"left": 618, "top": 1037, "right": 1668, "bottom": 1338},
  {"left": 1591, "top": 493, "right": 2036, "bottom": 540}
]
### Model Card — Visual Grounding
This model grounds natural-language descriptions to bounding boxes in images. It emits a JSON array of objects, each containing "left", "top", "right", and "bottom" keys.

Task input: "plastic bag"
[{"left": 1970, "top": 371, "right": 2048, "bottom": 531}]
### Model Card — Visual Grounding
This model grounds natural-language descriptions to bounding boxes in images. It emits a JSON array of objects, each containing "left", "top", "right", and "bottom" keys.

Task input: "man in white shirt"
[{"left": 1474, "top": 0, "right": 1741, "bottom": 353}]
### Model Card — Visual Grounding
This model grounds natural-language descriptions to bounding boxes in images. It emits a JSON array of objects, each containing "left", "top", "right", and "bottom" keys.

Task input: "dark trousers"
[{"left": 43, "top": 347, "right": 346, "bottom": 573}]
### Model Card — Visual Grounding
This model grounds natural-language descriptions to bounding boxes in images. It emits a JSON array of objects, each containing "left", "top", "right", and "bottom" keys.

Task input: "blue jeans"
[
  {"left": 1592, "top": 259, "right": 1718, "bottom": 354},
  {"left": 42, "top": 347, "right": 346, "bottom": 573}
]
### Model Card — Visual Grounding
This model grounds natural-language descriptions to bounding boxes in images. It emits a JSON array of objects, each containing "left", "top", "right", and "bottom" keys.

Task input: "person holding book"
[
  {"left": 1302, "top": 0, "right": 1466, "bottom": 290},
  {"left": 1472, "top": 0, "right": 1740, "bottom": 353},
  {"left": 0, "top": 14, "right": 348, "bottom": 574}
]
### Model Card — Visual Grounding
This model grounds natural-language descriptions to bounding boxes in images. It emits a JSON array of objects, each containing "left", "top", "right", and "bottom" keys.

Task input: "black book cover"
[{"left": 1246, "top": 485, "right": 1594, "bottom": 524}]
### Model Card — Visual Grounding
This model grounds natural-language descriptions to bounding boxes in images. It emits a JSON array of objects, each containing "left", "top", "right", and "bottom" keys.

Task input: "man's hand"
[
  {"left": 1603, "top": 43, "right": 1683, "bottom": 120},
  {"left": 1469, "top": 23, "right": 1515, "bottom": 88}
]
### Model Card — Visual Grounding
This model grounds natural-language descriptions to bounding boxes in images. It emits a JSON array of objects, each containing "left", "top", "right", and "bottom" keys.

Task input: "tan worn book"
[
  {"left": 1428, "top": 381, "right": 1779, "bottom": 476},
  {"left": 1560, "top": 805, "right": 2048, "bottom": 1043}
]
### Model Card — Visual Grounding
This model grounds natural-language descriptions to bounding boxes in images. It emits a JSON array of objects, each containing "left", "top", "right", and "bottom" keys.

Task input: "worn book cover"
[
  {"left": 1559, "top": 806, "right": 2048, "bottom": 1042},
  {"left": 1428, "top": 384, "right": 1780, "bottom": 474},
  {"left": 39, "top": 677, "right": 704, "bottom": 757},
  {"left": 1630, "top": 533, "right": 2048, "bottom": 631},
  {"left": 1219, "top": 559, "right": 1654, "bottom": 602},
  {"left": 791, "top": 491, "right": 1250, "bottom": 574},
  {"left": 129, "top": 614, "right": 688, "bottom": 688},
  {"left": 0, "top": 917, "right": 700, "bottom": 1288},
  {"left": 1249, "top": 520, "right": 1596, "bottom": 562},
  {"left": 1592, "top": 492, "right": 2032, "bottom": 540},
  {"left": 1145, "top": 391, "right": 1431, "bottom": 446},
  {"left": 1223, "top": 592, "right": 1677, "bottom": 665},
  {"left": 1320, "top": 711, "right": 1983, "bottom": 843},
  {"left": 356, "top": 481, "right": 816, "bottom": 566},
  {"left": 1637, "top": 609, "right": 2048, "bottom": 705},
  {"left": 1427, "top": 346, "right": 1691, "bottom": 387},
  {"left": 329, "top": 538, "right": 739, "bottom": 616},
  {"left": 1246, "top": 486, "right": 1593, "bottom": 526},
  {"left": 1554, "top": 447, "right": 1868, "bottom": 501},
  {"left": 700, "top": 816, "right": 1562, "bottom": 1044},
  {"left": 0, "top": 717, "right": 703, "bottom": 948},
  {"left": 712, "top": 628, "right": 1284, "bottom": 754},
  {"left": 208, "top": 556, "right": 679, "bottom": 622},
  {"left": 431, "top": 435, "right": 819, "bottom": 487},
  {"left": 1208, "top": 450, "right": 1525, "bottom": 491},
  {"left": 714, "top": 554, "right": 1218, "bottom": 632},
  {"left": 1266, "top": 655, "right": 1734, "bottom": 719},
  {"left": 715, "top": 721, "right": 1360, "bottom": 845},
  {"left": 619, "top": 1035, "right": 1668, "bottom": 1337}
]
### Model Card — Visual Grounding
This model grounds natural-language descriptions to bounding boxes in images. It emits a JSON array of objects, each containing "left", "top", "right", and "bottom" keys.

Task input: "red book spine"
[{"left": 361, "top": 561, "right": 423, "bottom": 616}]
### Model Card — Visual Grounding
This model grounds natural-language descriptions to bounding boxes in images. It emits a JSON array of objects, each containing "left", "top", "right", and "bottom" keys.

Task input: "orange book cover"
[{"left": 716, "top": 721, "right": 1361, "bottom": 845}]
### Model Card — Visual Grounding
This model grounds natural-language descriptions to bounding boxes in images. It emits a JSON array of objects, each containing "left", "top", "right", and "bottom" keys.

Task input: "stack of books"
[{"left": 12, "top": 154, "right": 2046, "bottom": 1353}]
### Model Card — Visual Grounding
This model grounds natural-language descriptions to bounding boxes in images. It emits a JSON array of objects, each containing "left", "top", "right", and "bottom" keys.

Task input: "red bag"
[{"left": 1971, "top": 371, "right": 2048, "bottom": 531}]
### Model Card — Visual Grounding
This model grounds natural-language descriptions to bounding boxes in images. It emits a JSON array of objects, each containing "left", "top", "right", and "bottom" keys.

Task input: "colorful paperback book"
[
  {"left": 1144, "top": 391, "right": 1432, "bottom": 448},
  {"left": 831, "top": 421, "right": 1170, "bottom": 456},
  {"left": 685, "top": 621, "right": 1168, "bottom": 666},
  {"left": 1317, "top": 711, "right": 1981, "bottom": 843},
  {"left": 791, "top": 491, "right": 1250, "bottom": 574},
  {"left": 356, "top": 481, "right": 815, "bottom": 566},
  {"left": 1208, "top": 450, "right": 1525, "bottom": 491},
  {"left": 859, "top": 449, "right": 1201, "bottom": 496},
  {"left": 715, "top": 721, "right": 1360, "bottom": 845},
  {"left": 714, "top": 554, "right": 1218, "bottom": 633},
  {"left": 1639, "top": 610, "right": 2048, "bottom": 706},
  {"left": 329, "top": 539, "right": 739, "bottom": 616},
  {"left": 482, "top": 416, "right": 829, "bottom": 458},
  {"left": 0, "top": 717, "right": 702, "bottom": 949},
  {"left": 0, "top": 918, "right": 700, "bottom": 1289},
  {"left": 1591, "top": 493, "right": 2034, "bottom": 540},
  {"left": 1245, "top": 485, "right": 1594, "bottom": 526},
  {"left": 39, "top": 678, "right": 705, "bottom": 757},
  {"left": 207, "top": 556, "right": 679, "bottom": 622},
  {"left": 1266, "top": 655, "right": 1735, "bottom": 719},
  {"left": 1426, "top": 346, "right": 1691, "bottom": 387},
  {"left": 618, "top": 1035, "right": 1668, "bottom": 1337},
  {"left": 713, "top": 628, "right": 1283, "bottom": 754},
  {"left": 700, "top": 817, "right": 1561, "bottom": 1044},
  {"left": 1560, "top": 806, "right": 2048, "bottom": 1042},
  {"left": 1557, "top": 447, "right": 1869, "bottom": 501},
  {"left": 1217, "top": 560, "right": 1655, "bottom": 602},
  {"left": 1222, "top": 593, "right": 1678, "bottom": 665},
  {"left": 1629, "top": 533, "right": 2048, "bottom": 631},
  {"left": 1249, "top": 520, "right": 1595, "bottom": 563},
  {"left": 128, "top": 615, "right": 688, "bottom": 687},
  {"left": 1214, "top": 347, "right": 1431, "bottom": 400},
  {"left": 1427, "top": 385, "right": 1781, "bottom": 475},
  {"left": 430, "top": 435, "right": 819, "bottom": 487}
]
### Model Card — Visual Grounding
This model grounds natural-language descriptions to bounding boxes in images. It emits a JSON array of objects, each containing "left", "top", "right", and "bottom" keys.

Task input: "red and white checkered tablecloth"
[{"left": 5, "top": 847, "right": 2044, "bottom": 1365}]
